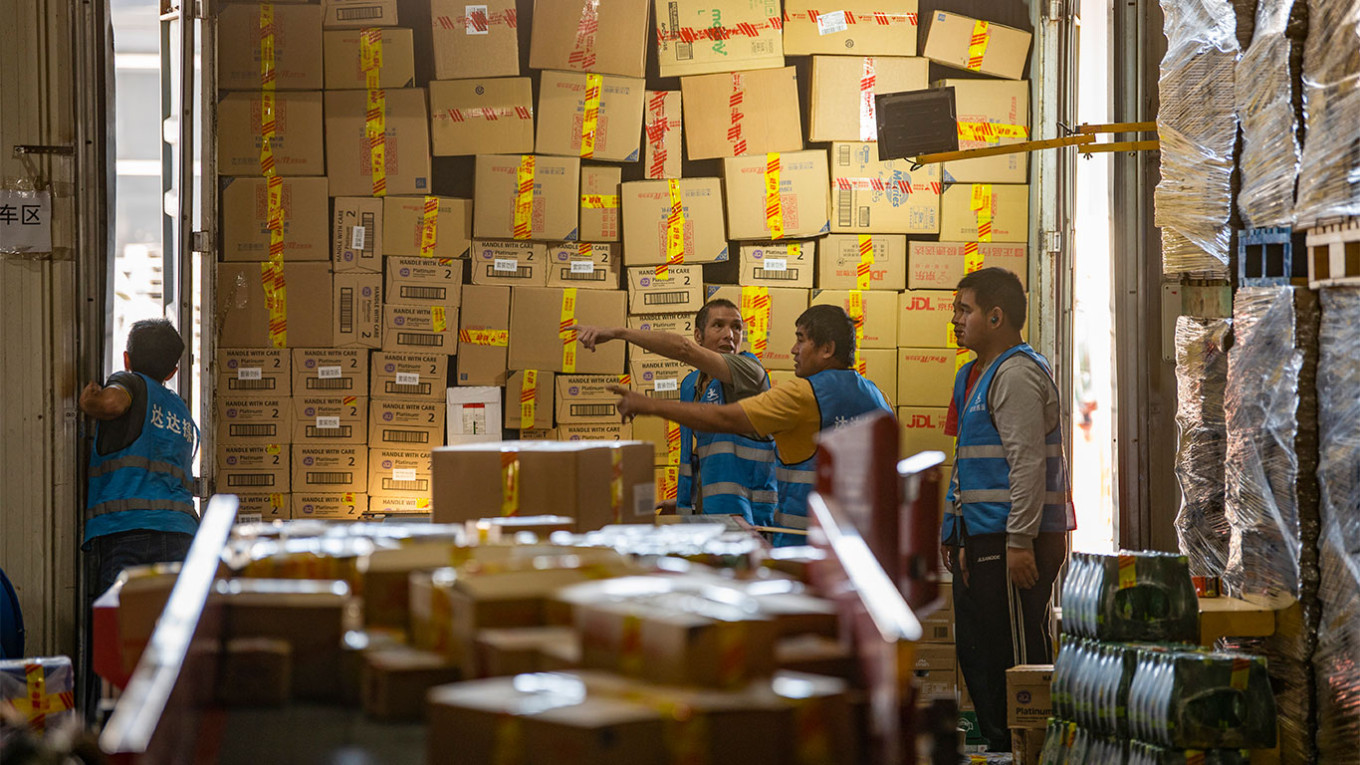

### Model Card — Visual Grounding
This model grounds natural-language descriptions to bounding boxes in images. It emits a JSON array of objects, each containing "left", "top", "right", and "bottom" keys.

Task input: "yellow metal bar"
[
  {"left": 912, "top": 134, "right": 1095, "bottom": 165},
  {"left": 1077, "top": 121, "right": 1158, "bottom": 134},
  {"left": 1079, "top": 140, "right": 1160, "bottom": 155}
]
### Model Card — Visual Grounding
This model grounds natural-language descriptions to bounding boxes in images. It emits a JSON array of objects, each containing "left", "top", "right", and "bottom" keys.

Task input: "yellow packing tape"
[
  {"left": 957, "top": 121, "right": 1028, "bottom": 144},
  {"left": 266, "top": 175, "right": 285, "bottom": 263},
  {"left": 740, "top": 285, "right": 770, "bottom": 360},
  {"left": 513, "top": 155, "right": 535, "bottom": 240},
  {"left": 521, "top": 369, "right": 538, "bottom": 426},
  {"left": 580, "top": 73, "right": 603, "bottom": 159},
  {"left": 420, "top": 195, "right": 439, "bottom": 257},
  {"left": 610, "top": 448, "right": 624, "bottom": 523},
  {"left": 764, "top": 152, "right": 784, "bottom": 240},
  {"left": 580, "top": 194, "right": 620, "bottom": 209},
  {"left": 955, "top": 348, "right": 970, "bottom": 373},
  {"left": 559, "top": 287, "right": 578, "bottom": 372},
  {"left": 259, "top": 4, "right": 276, "bottom": 90},
  {"left": 270, "top": 493, "right": 285, "bottom": 510},
  {"left": 967, "top": 19, "right": 990, "bottom": 71},
  {"left": 963, "top": 241, "right": 985, "bottom": 273},
  {"left": 665, "top": 420, "right": 681, "bottom": 466},
  {"left": 856, "top": 234, "right": 874, "bottom": 291},
  {"left": 848, "top": 290, "right": 866, "bottom": 374},
  {"left": 259, "top": 91, "right": 277, "bottom": 176},
  {"left": 1117, "top": 554, "right": 1136, "bottom": 589},
  {"left": 360, "top": 27, "right": 384, "bottom": 89},
  {"left": 365, "top": 88, "right": 387, "bottom": 196},
  {"left": 500, "top": 451, "right": 520, "bottom": 516},
  {"left": 620, "top": 613, "right": 644, "bottom": 676},
  {"left": 970, "top": 184, "right": 993, "bottom": 243},
  {"left": 431, "top": 306, "right": 447, "bottom": 333},
  {"left": 656, "top": 179, "right": 686, "bottom": 280},
  {"left": 1229, "top": 659, "right": 1251, "bottom": 691},
  {"left": 14, "top": 662, "right": 73, "bottom": 732},
  {"left": 261, "top": 260, "right": 288, "bottom": 348},
  {"left": 459, "top": 329, "right": 509, "bottom": 346}
]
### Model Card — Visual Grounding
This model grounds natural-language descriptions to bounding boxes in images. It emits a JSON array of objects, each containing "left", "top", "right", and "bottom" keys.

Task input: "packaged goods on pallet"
[
  {"left": 1173, "top": 316, "right": 1232, "bottom": 579},
  {"left": 1293, "top": 0, "right": 1360, "bottom": 226},
  {"left": 1060, "top": 552, "right": 1200, "bottom": 643},
  {"left": 1235, "top": 0, "right": 1305, "bottom": 228}
]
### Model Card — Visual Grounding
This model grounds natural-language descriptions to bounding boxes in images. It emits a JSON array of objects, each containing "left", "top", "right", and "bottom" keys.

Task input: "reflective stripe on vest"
[
  {"left": 676, "top": 359, "right": 778, "bottom": 526},
  {"left": 87, "top": 371, "right": 198, "bottom": 520},
  {"left": 772, "top": 512, "right": 810, "bottom": 530},
  {"left": 87, "top": 455, "right": 195, "bottom": 493}
]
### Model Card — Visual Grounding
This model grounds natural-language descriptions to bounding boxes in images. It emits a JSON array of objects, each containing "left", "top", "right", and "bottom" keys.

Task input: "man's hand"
[
  {"left": 572, "top": 324, "right": 620, "bottom": 352},
  {"left": 1007, "top": 547, "right": 1039, "bottom": 589},
  {"left": 608, "top": 384, "right": 647, "bottom": 422},
  {"left": 79, "top": 381, "right": 102, "bottom": 411},
  {"left": 941, "top": 542, "right": 955, "bottom": 573}
]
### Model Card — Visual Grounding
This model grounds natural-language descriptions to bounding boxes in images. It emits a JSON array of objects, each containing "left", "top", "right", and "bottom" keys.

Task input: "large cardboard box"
[
  {"left": 627, "top": 265, "right": 703, "bottom": 315},
  {"left": 896, "top": 348, "right": 957, "bottom": 407},
  {"left": 579, "top": 166, "right": 621, "bottom": 242},
  {"left": 1005, "top": 665, "right": 1053, "bottom": 728},
  {"left": 630, "top": 356, "right": 689, "bottom": 400},
  {"left": 332, "top": 197, "right": 383, "bottom": 272},
  {"left": 907, "top": 241, "right": 1028, "bottom": 290},
  {"left": 508, "top": 287, "right": 626, "bottom": 373},
  {"left": 643, "top": 90, "right": 682, "bottom": 179},
  {"left": 457, "top": 285, "right": 511, "bottom": 386},
  {"left": 292, "top": 444, "right": 367, "bottom": 493},
  {"left": 322, "top": 0, "right": 399, "bottom": 29},
  {"left": 474, "top": 155, "right": 581, "bottom": 241},
  {"left": 430, "top": 0, "right": 519, "bottom": 80},
  {"left": 529, "top": 0, "right": 650, "bottom": 78},
  {"left": 469, "top": 240, "right": 549, "bottom": 287},
  {"left": 653, "top": 0, "right": 784, "bottom": 78},
  {"left": 217, "top": 4, "right": 324, "bottom": 91},
  {"left": 333, "top": 272, "right": 383, "bottom": 349},
  {"left": 818, "top": 234, "right": 908, "bottom": 291},
  {"left": 680, "top": 67, "right": 802, "bottom": 160},
  {"left": 545, "top": 243, "right": 620, "bottom": 290},
  {"left": 536, "top": 71, "right": 645, "bottom": 163},
  {"left": 235, "top": 493, "right": 291, "bottom": 523},
  {"left": 217, "top": 348, "right": 291, "bottom": 398},
  {"left": 293, "top": 491, "right": 365, "bottom": 520},
  {"left": 738, "top": 241, "right": 815, "bottom": 288},
  {"left": 216, "top": 397, "right": 291, "bottom": 445},
  {"left": 722, "top": 150, "right": 830, "bottom": 241},
  {"left": 862, "top": 348, "right": 897, "bottom": 407},
  {"left": 810, "top": 289, "right": 898, "bottom": 349},
  {"left": 428, "top": 77, "right": 535, "bottom": 157},
  {"left": 898, "top": 289, "right": 956, "bottom": 349},
  {"left": 221, "top": 177, "right": 330, "bottom": 262},
  {"left": 938, "top": 78, "right": 1030, "bottom": 184},
  {"left": 217, "top": 442, "right": 290, "bottom": 493},
  {"left": 324, "top": 88, "right": 432, "bottom": 197},
  {"left": 556, "top": 374, "right": 630, "bottom": 424},
  {"left": 830, "top": 142, "right": 940, "bottom": 234},
  {"left": 370, "top": 399, "right": 446, "bottom": 448},
  {"left": 217, "top": 92, "right": 326, "bottom": 177},
  {"left": 383, "top": 304, "right": 458, "bottom": 353},
  {"left": 506, "top": 369, "right": 555, "bottom": 430},
  {"left": 898, "top": 406, "right": 953, "bottom": 464},
  {"left": 626, "top": 312, "right": 694, "bottom": 338},
  {"left": 371, "top": 351, "right": 449, "bottom": 402},
  {"left": 322, "top": 28, "right": 415, "bottom": 89},
  {"left": 447, "top": 386, "right": 503, "bottom": 443},
  {"left": 292, "top": 395, "right": 369, "bottom": 445},
  {"left": 808, "top": 55, "right": 929, "bottom": 142},
  {"left": 368, "top": 447, "right": 433, "bottom": 498},
  {"left": 383, "top": 196, "right": 473, "bottom": 258},
  {"left": 620, "top": 179, "right": 728, "bottom": 266},
  {"left": 783, "top": 2, "right": 920, "bottom": 57},
  {"left": 709, "top": 285, "right": 810, "bottom": 371},
  {"left": 923, "top": 12, "right": 1032, "bottom": 80},
  {"left": 217, "top": 261, "right": 333, "bottom": 348},
  {"left": 385, "top": 257, "right": 463, "bottom": 312},
  {"left": 939, "top": 183, "right": 1029, "bottom": 243},
  {"left": 292, "top": 348, "right": 369, "bottom": 397}
]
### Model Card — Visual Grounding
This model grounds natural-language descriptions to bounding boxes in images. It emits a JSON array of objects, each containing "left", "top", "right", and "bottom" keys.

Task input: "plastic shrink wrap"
[
  {"left": 1174, "top": 317, "right": 1232, "bottom": 578},
  {"left": 1235, "top": 0, "right": 1306, "bottom": 227},
  {"left": 1294, "top": 0, "right": 1360, "bottom": 226}
]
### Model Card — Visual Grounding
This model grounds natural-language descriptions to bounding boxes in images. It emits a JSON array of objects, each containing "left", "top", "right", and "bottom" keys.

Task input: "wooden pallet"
[
  {"left": 1238, "top": 226, "right": 1307, "bottom": 287},
  {"left": 1306, "top": 218, "right": 1360, "bottom": 287}
]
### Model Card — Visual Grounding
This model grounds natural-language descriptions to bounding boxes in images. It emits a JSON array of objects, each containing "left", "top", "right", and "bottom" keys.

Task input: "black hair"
[
  {"left": 126, "top": 318, "right": 184, "bottom": 381},
  {"left": 795, "top": 304, "right": 855, "bottom": 368},
  {"left": 956, "top": 267, "right": 1026, "bottom": 330},
  {"left": 694, "top": 298, "right": 740, "bottom": 333}
]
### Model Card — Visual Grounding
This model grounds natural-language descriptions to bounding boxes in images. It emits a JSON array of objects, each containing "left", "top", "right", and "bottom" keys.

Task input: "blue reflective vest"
[
  {"left": 677, "top": 355, "right": 779, "bottom": 526},
  {"left": 772, "top": 369, "right": 893, "bottom": 544},
  {"left": 87, "top": 372, "right": 198, "bottom": 519},
  {"left": 942, "top": 344, "right": 1076, "bottom": 543}
]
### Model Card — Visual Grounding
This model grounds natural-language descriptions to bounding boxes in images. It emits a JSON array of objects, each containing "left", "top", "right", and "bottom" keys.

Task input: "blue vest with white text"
[{"left": 87, "top": 372, "right": 198, "bottom": 519}]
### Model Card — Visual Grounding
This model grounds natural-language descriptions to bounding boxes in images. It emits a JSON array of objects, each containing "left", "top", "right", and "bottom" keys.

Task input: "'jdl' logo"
[
  {"left": 908, "top": 414, "right": 940, "bottom": 429},
  {"left": 908, "top": 297, "right": 934, "bottom": 311}
]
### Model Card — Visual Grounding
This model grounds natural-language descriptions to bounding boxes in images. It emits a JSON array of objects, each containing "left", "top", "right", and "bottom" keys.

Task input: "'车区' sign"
[{"left": 0, "top": 190, "right": 51, "bottom": 254}]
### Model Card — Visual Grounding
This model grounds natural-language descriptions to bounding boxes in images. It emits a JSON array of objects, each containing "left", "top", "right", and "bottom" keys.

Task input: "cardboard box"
[
  {"left": 723, "top": 150, "right": 830, "bottom": 241},
  {"left": 529, "top": 0, "right": 650, "bottom": 78},
  {"left": 656, "top": 464, "right": 678, "bottom": 502},
  {"left": 556, "top": 375, "right": 629, "bottom": 424},
  {"left": 680, "top": 67, "right": 802, "bottom": 160},
  {"left": 632, "top": 415, "right": 680, "bottom": 466},
  {"left": 430, "top": 0, "right": 519, "bottom": 80},
  {"left": 292, "top": 444, "right": 367, "bottom": 492},
  {"left": 457, "top": 285, "right": 511, "bottom": 386},
  {"left": 361, "top": 646, "right": 462, "bottom": 722},
  {"left": 809, "top": 289, "right": 897, "bottom": 349},
  {"left": 898, "top": 290, "right": 956, "bottom": 349},
  {"left": 939, "top": 183, "right": 1029, "bottom": 243},
  {"left": 898, "top": 406, "right": 953, "bottom": 465},
  {"left": 447, "top": 386, "right": 503, "bottom": 443},
  {"left": 370, "top": 399, "right": 445, "bottom": 447},
  {"left": 332, "top": 197, "right": 383, "bottom": 272},
  {"left": 234, "top": 493, "right": 291, "bottom": 523},
  {"left": 626, "top": 312, "right": 695, "bottom": 338},
  {"left": 1013, "top": 728, "right": 1045, "bottom": 765},
  {"left": 368, "top": 495, "right": 433, "bottom": 515},
  {"left": 545, "top": 243, "right": 620, "bottom": 290},
  {"left": 324, "top": 88, "right": 432, "bottom": 197},
  {"left": 293, "top": 491, "right": 365, "bottom": 520},
  {"left": 830, "top": 142, "right": 941, "bottom": 234},
  {"left": 506, "top": 369, "right": 555, "bottom": 430},
  {"left": 917, "top": 667, "right": 957, "bottom": 702},
  {"left": 938, "top": 79, "right": 1030, "bottom": 184},
  {"left": 383, "top": 305, "right": 458, "bottom": 354},
  {"left": 784, "top": 2, "right": 920, "bottom": 57},
  {"left": 915, "top": 582, "right": 954, "bottom": 641},
  {"left": 371, "top": 351, "right": 449, "bottom": 402},
  {"left": 429, "top": 77, "right": 535, "bottom": 157},
  {"left": 626, "top": 265, "right": 703, "bottom": 315},
  {"left": 217, "top": 92, "right": 326, "bottom": 177},
  {"left": 643, "top": 90, "right": 682, "bottom": 179},
  {"left": 221, "top": 177, "right": 330, "bottom": 262},
  {"left": 217, "top": 261, "right": 333, "bottom": 348},
  {"left": 322, "top": 0, "right": 399, "bottom": 29},
  {"left": 907, "top": 241, "right": 1029, "bottom": 290},
  {"left": 808, "top": 55, "right": 930, "bottom": 143},
  {"left": 509, "top": 287, "right": 626, "bottom": 373},
  {"left": 1005, "top": 664, "right": 1053, "bottom": 728},
  {"left": 217, "top": 4, "right": 323, "bottom": 91},
  {"left": 368, "top": 447, "right": 433, "bottom": 498},
  {"left": 536, "top": 71, "right": 645, "bottom": 162},
  {"left": 896, "top": 348, "right": 957, "bottom": 407},
  {"left": 292, "top": 348, "right": 369, "bottom": 397},
  {"left": 217, "top": 442, "right": 290, "bottom": 493},
  {"left": 738, "top": 241, "right": 815, "bottom": 288},
  {"left": 385, "top": 257, "right": 463, "bottom": 312},
  {"left": 579, "top": 166, "right": 621, "bottom": 242},
  {"left": 621, "top": 179, "right": 728, "bottom": 266},
  {"left": 474, "top": 154, "right": 581, "bottom": 241},
  {"left": 653, "top": 0, "right": 785, "bottom": 78},
  {"left": 861, "top": 348, "right": 897, "bottom": 407},
  {"left": 322, "top": 28, "right": 415, "bottom": 89},
  {"left": 818, "top": 234, "right": 908, "bottom": 290},
  {"left": 469, "top": 240, "right": 549, "bottom": 287},
  {"left": 708, "top": 285, "right": 809, "bottom": 371},
  {"left": 292, "top": 395, "right": 368, "bottom": 445},
  {"left": 923, "top": 12, "right": 1032, "bottom": 80},
  {"left": 216, "top": 397, "right": 291, "bottom": 446},
  {"left": 630, "top": 356, "right": 688, "bottom": 400},
  {"left": 216, "top": 348, "right": 291, "bottom": 398},
  {"left": 383, "top": 196, "right": 473, "bottom": 258},
  {"left": 475, "top": 626, "right": 579, "bottom": 677},
  {"left": 333, "top": 272, "right": 383, "bottom": 349},
  {"left": 768, "top": 370, "right": 797, "bottom": 387}
]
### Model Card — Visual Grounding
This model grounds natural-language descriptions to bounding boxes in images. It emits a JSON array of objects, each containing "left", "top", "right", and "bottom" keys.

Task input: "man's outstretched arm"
[
  {"left": 609, "top": 384, "right": 754, "bottom": 434},
  {"left": 576, "top": 325, "right": 733, "bottom": 384}
]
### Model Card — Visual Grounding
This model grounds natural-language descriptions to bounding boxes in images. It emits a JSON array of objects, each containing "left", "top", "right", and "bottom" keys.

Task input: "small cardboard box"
[
  {"left": 556, "top": 374, "right": 629, "bottom": 424},
  {"left": 738, "top": 241, "right": 815, "bottom": 288},
  {"left": 924, "top": 12, "right": 1032, "bottom": 80},
  {"left": 368, "top": 447, "right": 433, "bottom": 498},
  {"left": 217, "top": 261, "right": 333, "bottom": 348},
  {"left": 808, "top": 55, "right": 930, "bottom": 143},
  {"left": 457, "top": 285, "right": 511, "bottom": 386},
  {"left": 322, "top": 0, "right": 399, "bottom": 29},
  {"left": 627, "top": 265, "right": 704, "bottom": 315},
  {"left": 545, "top": 243, "right": 620, "bottom": 290},
  {"left": 898, "top": 290, "right": 957, "bottom": 349},
  {"left": 1006, "top": 664, "right": 1053, "bottom": 728},
  {"left": 810, "top": 289, "right": 897, "bottom": 349},
  {"left": 385, "top": 257, "right": 463, "bottom": 312},
  {"left": 783, "top": 2, "right": 920, "bottom": 57},
  {"left": 217, "top": 4, "right": 324, "bottom": 91},
  {"left": 506, "top": 369, "right": 555, "bottom": 430},
  {"left": 529, "top": 0, "right": 650, "bottom": 78},
  {"left": 332, "top": 197, "right": 383, "bottom": 272},
  {"left": 234, "top": 493, "right": 291, "bottom": 523},
  {"left": 383, "top": 196, "right": 473, "bottom": 258},
  {"left": 898, "top": 406, "right": 954, "bottom": 465},
  {"left": 907, "top": 241, "right": 1029, "bottom": 290},
  {"left": 292, "top": 444, "right": 367, "bottom": 492},
  {"left": 509, "top": 287, "right": 626, "bottom": 374},
  {"left": 536, "top": 71, "right": 646, "bottom": 162},
  {"left": 861, "top": 348, "right": 897, "bottom": 408},
  {"left": 708, "top": 285, "right": 811, "bottom": 371},
  {"left": 578, "top": 442, "right": 655, "bottom": 528},
  {"left": 722, "top": 150, "right": 830, "bottom": 241},
  {"left": 383, "top": 304, "right": 459, "bottom": 353},
  {"left": 643, "top": 90, "right": 682, "bottom": 179},
  {"left": 939, "top": 183, "right": 1029, "bottom": 243},
  {"left": 938, "top": 79, "right": 1030, "bottom": 184},
  {"left": 1013, "top": 728, "right": 1045, "bottom": 765},
  {"left": 896, "top": 348, "right": 957, "bottom": 407},
  {"left": 429, "top": 77, "right": 535, "bottom": 157},
  {"left": 579, "top": 166, "right": 622, "bottom": 242},
  {"left": 322, "top": 28, "right": 415, "bottom": 89},
  {"left": 292, "top": 348, "right": 370, "bottom": 396},
  {"left": 630, "top": 356, "right": 688, "bottom": 400},
  {"left": 217, "top": 442, "right": 290, "bottom": 493},
  {"left": 292, "top": 395, "right": 369, "bottom": 445},
  {"left": 620, "top": 178, "right": 728, "bottom": 266},
  {"left": 333, "top": 272, "right": 383, "bottom": 349},
  {"left": 653, "top": 0, "right": 785, "bottom": 78},
  {"left": 217, "top": 92, "right": 326, "bottom": 177},
  {"left": 817, "top": 234, "right": 908, "bottom": 291},
  {"left": 430, "top": 0, "right": 519, "bottom": 80},
  {"left": 447, "top": 386, "right": 503, "bottom": 443},
  {"left": 371, "top": 351, "right": 449, "bottom": 402},
  {"left": 370, "top": 399, "right": 445, "bottom": 448},
  {"left": 680, "top": 67, "right": 802, "bottom": 160},
  {"left": 324, "top": 88, "right": 432, "bottom": 197},
  {"left": 474, "top": 154, "right": 581, "bottom": 241},
  {"left": 468, "top": 240, "right": 549, "bottom": 287},
  {"left": 829, "top": 141, "right": 941, "bottom": 234},
  {"left": 221, "top": 177, "right": 330, "bottom": 261},
  {"left": 216, "top": 348, "right": 291, "bottom": 398},
  {"left": 216, "top": 397, "right": 291, "bottom": 444},
  {"left": 293, "top": 491, "right": 365, "bottom": 520},
  {"left": 361, "top": 646, "right": 462, "bottom": 722}
]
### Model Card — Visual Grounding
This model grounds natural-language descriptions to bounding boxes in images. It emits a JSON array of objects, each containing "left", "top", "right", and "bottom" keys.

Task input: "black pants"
[{"left": 951, "top": 532, "right": 1066, "bottom": 751}]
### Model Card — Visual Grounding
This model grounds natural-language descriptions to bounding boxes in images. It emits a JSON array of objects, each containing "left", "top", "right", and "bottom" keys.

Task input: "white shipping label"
[
  {"left": 393, "top": 468, "right": 418, "bottom": 482},
  {"left": 654, "top": 378, "right": 679, "bottom": 392},
  {"left": 633, "top": 482, "right": 657, "bottom": 517},
  {"left": 493, "top": 258, "right": 519, "bottom": 273},
  {"left": 237, "top": 367, "right": 263, "bottom": 380},
  {"left": 462, "top": 406, "right": 487, "bottom": 434},
  {"left": 351, "top": 225, "right": 367, "bottom": 251},
  {"left": 817, "top": 10, "right": 849, "bottom": 35},
  {"left": 318, "top": 366, "right": 342, "bottom": 379},
  {"left": 569, "top": 260, "right": 596, "bottom": 274},
  {"left": 396, "top": 372, "right": 421, "bottom": 386},
  {"left": 236, "top": 513, "right": 263, "bottom": 525},
  {"left": 763, "top": 258, "right": 788, "bottom": 272},
  {"left": 316, "top": 416, "right": 341, "bottom": 429},
  {"left": 465, "top": 4, "right": 489, "bottom": 34}
]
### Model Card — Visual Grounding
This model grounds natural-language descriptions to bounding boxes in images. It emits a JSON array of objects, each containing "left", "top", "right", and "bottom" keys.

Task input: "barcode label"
[
  {"left": 755, "top": 268, "right": 799, "bottom": 280},
  {"left": 306, "top": 425, "right": 354, "bottom": 438},
  {"left": 399, "top": 332, "right": 446, "bottom": 347},
  {"left": 237, "top": 367, "right": 263, "bottom": 380},
  {"left": 383, "top": 429, "right": 432, "bottom": 444},
  {"left": 396, "top": 372, "right": 420, "bottom": 385},
  {"left": 227, "top": 474, "right": 277, "bottom": 487},
  {"left": 464, "top": 4, "right": 489, "bottom": 34},
  {"left": 837, "top": 191, "right": 853, "bottom": 229},
  {"left": 351, "top": 225, "right": 367, "bottom": 250},
  {"left": 306, "top": 471, "right": 353, "bottom": 485},
  {"left": 837, "top": 145, "right": 853, "bottom": 167},
  {"left": 817, "top": 9, "right": 848, "bottom": 34},
  {"left": 644, "top": 292, "right": 690, "bottom": 306},
  {"left": 486, "top": 264, "right": 533, "bottom": 279},
  {"left": 318, "top": 366, "right": 342, "bottom": 379},
  {"left": 634, "top": 482, "right": 656, "bottom": 517},
  {"left": 230, "top": 378, "right": 276, "bottom": 391},
  {"left": 339, "top": 287, "right": 355, "bottom": 333},
  {"left": 306, "top": 377, "right": 352, "bottom": 391},
  {"left": 337, "top": 6, "right": 384, "bottom": 21},
  {"left": 384, "top": 478, "right": 430, "bottom": 491},
  {"left": 229, "top": 424, "right": 277, "bottom": 437},
  {"left": 316, "top": 416, "right": 342, "bottom": 429},
  {"left": 562, "top": 268, "right": 606, "bottom": 282},
  {"left": 570, "top": 403, "right": 616, "bottom": 417},
  {"left": 237, "top": 513, "right": 263, "bottom": 524},
  {"left": 393, "top": 468, "right": 418, "bottom": 482},
  {"left": 570, "top": 260, "right": 596, "bottom": 274},
  {"left": 401, "top": 285, "right": 447, "bottom": 300},
  {"left": 385, "top": 380, "right": 432, "bottom": 395},
  {"left": 493, "top": 258, "right": 519, "bottom": 272},
  {"left": 762, "top": 258, "right": 787, "bottom": 272},
  {"left": 654, "top": 378, "right": 679, "bottom": 392}
]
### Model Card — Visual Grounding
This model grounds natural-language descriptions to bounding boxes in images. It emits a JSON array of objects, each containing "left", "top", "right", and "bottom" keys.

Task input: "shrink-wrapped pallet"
[
  {"left": 1173, "top": 316, "right": 1232, "bottom": 578},
  {"left": 1236, "top": 0, "right": 1307, "bottom": 227},
  {"left": 1294, "top": 0, "right": 1360, "bottom": 226}
]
